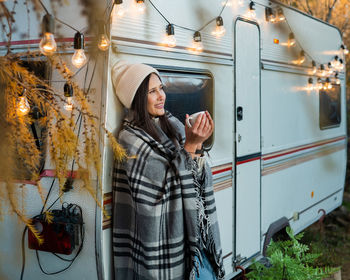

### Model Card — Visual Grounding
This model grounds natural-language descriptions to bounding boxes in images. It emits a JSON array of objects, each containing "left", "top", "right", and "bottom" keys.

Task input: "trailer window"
[
  {"left": 158, "top": 70, "right": 214, "bottom": 149},
  {"left": 319, "top": 84, "right": 341, "bottom": 129}
]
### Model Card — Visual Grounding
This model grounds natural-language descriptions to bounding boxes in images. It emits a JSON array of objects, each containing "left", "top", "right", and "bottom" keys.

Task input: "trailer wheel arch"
[{"left": 262, "top": 217, "right": 290, "bottom": 256}]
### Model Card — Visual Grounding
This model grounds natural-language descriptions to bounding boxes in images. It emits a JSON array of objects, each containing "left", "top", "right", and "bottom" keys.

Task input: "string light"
[
  {"left": 319, "top": 64, "right": 326, "bottom": 76},
  {"left": 338, "top": 58, "right": 344, "bottom": 70},
  {"left": 276, "top": 7, "right": 285, "bottom": 21},
  {"left": 295, "top": 50, "right": 305, "bottom": 64},
  {"left": 17, "top": 89, "right": 30, "bottom": 117},
  {"left": 331, "top": 55, "right": 340, "bottom": 68},
  {"left": 39, "top": 14, "right": 57, "bottom": 56},
  {"left": 325, "top": 77, "right": 332, "bottom": 90},
  {"left": 64, "top": 82, "right": 74, "bottom": 111},
  {"left": 341, "top": 44, "right": 349, "bottom": 55},
  {"left": 248, "top": 1, "right": 256, "bottom": 18},
  {"left": 287, "top": 32, "right": 295, "bottom": 47},
  {"left": 72, "top": 32, "right": 87, "bottom": 68},
  {"left": 114, "top": 0, "right": 126, "bottom": 17},
  {"left": 311, "top": 60, "right": 317, "bottom": 75},
  {"left": 164, "top": 24, "right": 176, "bottom": 47},
  {"left": 327, "top": 62, "right": 333, "bottom": 75},
  {"left": 335, "top": 72, "right": 340, "bottom": 85},
  {"left": 97, "top": 23, "right": 110, "bottom": 51},
  {"left": 212, "top": 16, "right": 226, "bottom": 37},
  {"left": 307, "top": 77, "right": 314, "bottom": 91},
  {"left": 136, "top": 0, "right": 146, "bottom": 13},
  {"left": 265, "top": 7, "right": 276, "bottom": 23},
  {"left": 192, "top": 31, "right": 203, "bottom": 52}
]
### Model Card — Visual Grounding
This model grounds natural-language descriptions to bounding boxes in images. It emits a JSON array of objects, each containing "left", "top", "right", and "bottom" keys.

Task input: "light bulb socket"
[
  {"left": 42, "top": 14, "right": 55, "bottom": 34},
  {"left": 193, "top": 31, "right": 201, "bottom": 42},
  {"left": 64, "top": 82, "right": 73, "bottom": 97},
  {"left": 299, "top": 50, "right": 305, "bottom": 57},
  {"left": 320, "top": 64, "right": 325, "bottom": 70},
  {"left": 308, "top": 78, "right": 313, "bottom": 84},
  {"left": 341, "top": 44, "right": 345, "bottom": 50},
  {"left": 317, "top": 77, "right": 322, "bottom": 83},
  {"left": 166, "top": 24, "right": 174, "bottom": 36},
  {"left": 74, "top": 32, "right": 85, "bottom": 50},
  {"left": 277, "top": 7, "right": 284, "bottom": 18},
  {"left": 136, "top": 0, "right": 144, "bottom": 3},
  {"left": 326, "top": 77, "right": 331, "bottom": 83},
  {"left": 328, "top": 62, "right": 332, "bottom": 68},
  {"left": 339, "top": 58, "right": 343, "bottom": 64},
  {"left": 289, "top": 32, "right": 294, "bottom": 40},
  {"left": 249, "top": 1, "right": 255, "bottom": 10},
  {"left": 265, "top": 7, "right": 273, "bottom": 21},
  {"left": 334, "top": 55, "right": 339, "bottom": 61},
  {"left": 216, "top": 16, "right": 224, "bottom": 27},
  {"left": 335, "top": 72, "right": 339, "bottom": 78},
  {"left": 312, "top": 60, "right": 316, "bottom": 67},
  {"left": 114, "top": 0, "right": 123, "bottom": 4}
]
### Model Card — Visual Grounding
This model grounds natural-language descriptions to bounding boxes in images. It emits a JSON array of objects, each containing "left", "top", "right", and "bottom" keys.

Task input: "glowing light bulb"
[
  {"left": 319, "top": 64, "right": 326, "bottom": 76},
  {"left": 192, "top": 31, "right": 203, "bottom": 52},
  {"left": 335, "top": 73, "right": 340, "bottom": 85},
  {"left": 64, "top": 97, "right": 74, "bottom": 111},
  {"left": 341, "top": 44, "right": 349, "bottom": 55},
  {"left": 164, "top": 24, "right": 176, "bottom": 47},
  {"left": 287, "top": 33, "right": 295, "bottom": 47},
  {"left": 307, "top": 78, "right": 313, "bottom": 91},
  {"left": 136, "top": 0, "right": 146, "bottom": 13},
  {"left": 296, "top": 50, "right": 305, "bottom": 64},
  {"left": 72, "top": 49, "right": 87, "bottom": 68},
  {"left": 265, "top": 7, "right": 276, "bottom": 23},
  {"left": 212, "top": 16, "right": 226, "bottom": 37},
  {"left": 248, "top": 1, "right": 256, "bottom": 18},
  {"left": 39, "top": 14, "right": 56, "bottom": 56},
  {"left": 72, "top": 32, "right": 87, "bottom": 68},
  {"left": 276, "top": 7, "right": 285, "bottom": 21},
  {"left": 327, "top": 62, "right": 333, "bottom": 75},
  {"left": 39, "top": 32, "right": 57, "bottom": 55},
  {"left": 114, "top": 0, "right": 126, "bottom": 17},
  {"left": 311, "top": 61, "right": 317, "bottom": 75},
  {"left": 17, "top": 93, "right": 30, "bottom": 117},
  {"left": 64, "top": 82, "right": 74, "bottom": 111},
  {"left": 326, "top": 78, "right": 332, "bottom": 89},
  {"left": 165, "top": 35, "right": 176, "bottom": 47},
  {"left": 98, "top": 34, "right": 110, "bottom": 51},
  {"left": 317, "top": 78, "right": 323, "bottom": 90}
]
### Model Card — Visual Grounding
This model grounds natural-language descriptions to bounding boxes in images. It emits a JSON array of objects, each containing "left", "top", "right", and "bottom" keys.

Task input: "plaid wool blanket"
[{"left": 113, "top": 112, "right": 225, "bottom": 280}]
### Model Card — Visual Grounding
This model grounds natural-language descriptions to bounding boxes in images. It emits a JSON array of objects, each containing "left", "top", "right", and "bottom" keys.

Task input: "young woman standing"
[{"left": 112, "top": 60, "right": 225, "bottom": 280}]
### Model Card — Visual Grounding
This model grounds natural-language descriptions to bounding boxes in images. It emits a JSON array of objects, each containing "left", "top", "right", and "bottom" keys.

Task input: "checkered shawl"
[{"left": 112, "top": 112, "right": 225, "bottom": 280}]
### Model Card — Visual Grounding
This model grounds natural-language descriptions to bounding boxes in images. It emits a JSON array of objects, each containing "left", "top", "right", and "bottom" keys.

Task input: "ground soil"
[{"left": 302, "top": 191, "right": 350, "bottom": 279}]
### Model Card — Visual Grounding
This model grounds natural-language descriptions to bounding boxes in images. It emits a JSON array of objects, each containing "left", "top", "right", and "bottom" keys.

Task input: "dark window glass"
[
  {"left": 319, "top": 84, "right": 341, "bottom": 129},
  {"left": 158, "top": 70, "right": 214, "bottom": 149}
]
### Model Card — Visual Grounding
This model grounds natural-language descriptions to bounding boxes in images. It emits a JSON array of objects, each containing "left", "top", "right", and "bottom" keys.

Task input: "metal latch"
[{"left": 233, "top": 254, "right": 247, "bottom": 267}]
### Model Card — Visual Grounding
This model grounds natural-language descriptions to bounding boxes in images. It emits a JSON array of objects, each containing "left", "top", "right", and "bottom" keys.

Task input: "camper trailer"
[{"left": 0, "top": 0, "right": 347, "bottom": 279}]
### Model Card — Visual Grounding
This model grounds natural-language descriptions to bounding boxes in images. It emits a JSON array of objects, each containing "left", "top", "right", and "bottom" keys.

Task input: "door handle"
[{"left": 237, "top": 106, "right": 243, "bottom": 121}]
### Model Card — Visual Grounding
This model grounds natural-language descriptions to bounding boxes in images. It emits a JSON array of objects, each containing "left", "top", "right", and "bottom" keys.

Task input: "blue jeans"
[{"left": 195, "top": 251, "right": 217, "bottom": 280}]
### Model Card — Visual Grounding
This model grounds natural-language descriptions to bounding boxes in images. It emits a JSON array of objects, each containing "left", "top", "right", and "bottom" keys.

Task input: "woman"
[{"left": 111, "top": 60, "right": 225, "bottom": 280}]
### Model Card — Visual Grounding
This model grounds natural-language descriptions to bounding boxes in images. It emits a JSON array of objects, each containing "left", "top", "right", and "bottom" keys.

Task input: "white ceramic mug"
[{"left": 186, "top": 111, "right": 205, "bottom": 128}]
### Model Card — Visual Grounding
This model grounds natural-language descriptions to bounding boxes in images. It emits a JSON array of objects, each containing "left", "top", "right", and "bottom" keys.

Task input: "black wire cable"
[
  {"left": 37, "top": 0, "right": 49, "bottom": 15},
  {"left": 40, "top": 178, "right": 56, "bottom": 214},
  {"left": 54, "top": 17, "right": 80, "bottom": 33},
  {"left": 147, "top": 0, "right": 170, "bottom": 24},
  {"left": 20, "top": 226, "right": 28, "bottom": 280}
]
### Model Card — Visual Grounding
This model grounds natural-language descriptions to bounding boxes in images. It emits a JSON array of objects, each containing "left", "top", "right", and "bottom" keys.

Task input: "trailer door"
[{"left": 234, "top": 18, "right": 261, "bottom": 265}]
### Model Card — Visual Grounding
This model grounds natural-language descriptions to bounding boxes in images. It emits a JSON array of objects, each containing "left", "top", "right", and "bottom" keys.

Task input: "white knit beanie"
[{"left": 111, "top": 60, "right": 159, "bottom": 109}]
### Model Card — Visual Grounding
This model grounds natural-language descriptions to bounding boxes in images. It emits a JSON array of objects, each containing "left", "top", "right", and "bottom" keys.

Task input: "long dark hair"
[{"left": 131, "top": 74, "right": 179, "bottom": 143}]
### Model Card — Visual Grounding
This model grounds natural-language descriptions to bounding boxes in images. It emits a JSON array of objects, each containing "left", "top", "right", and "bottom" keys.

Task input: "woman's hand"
[{"left": 184, "top": 111, "right": 214, "bottom": 154}]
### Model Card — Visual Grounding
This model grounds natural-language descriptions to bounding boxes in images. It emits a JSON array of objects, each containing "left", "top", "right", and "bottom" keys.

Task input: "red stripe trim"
[
  {"left": 104, "top": 198, "right": 112, "bottom": 205},
  {"left": 212, "top": 167, "right": 232, "bottom": 175},
  {"left": 0, "top": 37, "right": 92, "bottom": 47},
  {"left": 40, "top": 169, "right": 78, "bottom": 178},
  {"left": 263, "top": 136, "right": 346, "bottom": 161},
  {"left": 236, "top": 156, "right": 261, "bottom": 165}
]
